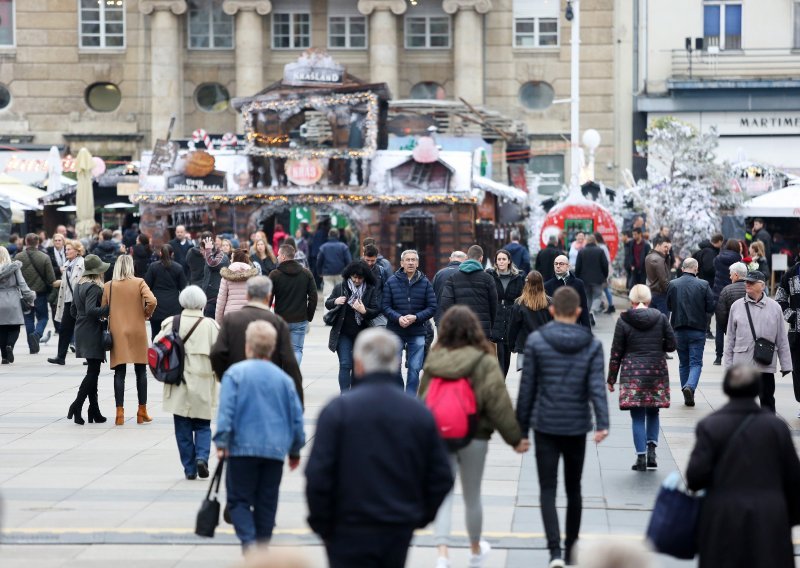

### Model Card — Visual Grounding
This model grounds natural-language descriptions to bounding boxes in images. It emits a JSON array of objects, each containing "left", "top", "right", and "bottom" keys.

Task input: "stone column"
[
  {"left": 139, "top": 1, "right": 187, "bottom": 144},
  {"left": 223, "top": 1, "right": 272, "bottom": 132},
  {"left": 444, "top": 0, "right": 492, "bottom": 105},
  {"left": 357, "top": 0, "right": 407, "bottom": 97}
]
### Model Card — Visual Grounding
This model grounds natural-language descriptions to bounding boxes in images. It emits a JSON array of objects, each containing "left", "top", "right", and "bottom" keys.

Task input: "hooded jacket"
[
  {"left": 0, "top": 260, "right": 36, "bottom": 325},
  {"left": 269, "top": 260, "right": 317, "bottom": 323},
  {"left": 504, "top": 241, "right": 531, "bottom": 274},
  {"left": 215, "top": 261, "right": 259, "bottom": 323},
  {"left": 692, "top": 239, "right": 719, "bottom": 285},
  {"left": 420, "top": 346, "right": 522, "bottom": 444},
  {"left": 607, "top": 308, "right": 676, "bottom": 409},
  {"left": 382, "top": 269, "right": 437, "bottom": 338},
  {"left": 439, "top": 259, "right": 498, "bottom": 338},
  {"left": 516, "top": 321, "right": 608, "bottom": 436},
  {"left": 712, "top": 249, "right": 741, "bottom": 298}
]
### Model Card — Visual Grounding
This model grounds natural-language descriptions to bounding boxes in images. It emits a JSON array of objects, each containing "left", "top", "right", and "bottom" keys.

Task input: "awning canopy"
[
  {"left": 0, "top": 173, "right": 46, "bottom": 210},
  {"left": 737, "top": 186, "right": 800, "bottom": 218}
]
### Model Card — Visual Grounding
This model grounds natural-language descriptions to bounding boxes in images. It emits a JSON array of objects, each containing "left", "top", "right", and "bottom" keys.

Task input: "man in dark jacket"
[
  {"left": 167, "top": 225, "right": 194, "bottom": 275},
  {"left": 623, "top": 228, "right": 649, "bottom": 289},
  {"left": 305, "top": 328, "right": 453, "bottom": 568},
  {"left": 713, "top": 262, "right": 747, "bottom": 366},
  {"left": 575, "top": 234, "right": 609, "bottom": 315},
  {"left": 432, "top": 251, "right": 466, "bottom": 326},
  {"left": 198, "top": 234, "right": 230, "bottom": 318},
  {"left": 362, "top": 243, "right": 391, "bottom": 327},
  {"left": 752, "top": 218, "right": 772, "bottom": 270},
  {"left": 89, "top": 229, "right": 119, "bottom": 281},
  {"left": 269, "top": 244, "right": 317, "bottom": 365},
  {"left": 667, "top": 258, "right": 715, "bottom": 406},
  {"left": 693, "top": 233, "right": 723, "bottom": 339},
  {"left": 544, "top": 255, "right": 591, "bottom": 329},
  {"left": 776, "top": 259, "right": 800, "bottom": 406},
  {"left": 534, "top": 236, "right": 565, "bottom": 282},
  {"left": 504, "top": 229, "right": 531, "bottom": 274},
  {"left": 210, "top": 276, "right": 303, "bottom": 404},
  {"left": 645, "top": 237, "right": 671, "bottom": 315},
  {"left": 362, "top": 238, "right": 393, "bottom": 274},
  {"left": 382, "top": 249, "right": 437, "bottom": 393},
  {"left": 439, "top": 245, "right": 497, "bottom": 339},
  {"left": 185, "top": 231, "right": 211, "bottom": 287},
  {"left": 516, "top": 287, "right": 609, "bottom": 567},
  {"left": 317, "top": 228, "right": 352, "bottom": 315},
  {"left": 16, "top": 233, "right": 56, "bottom": 352}
]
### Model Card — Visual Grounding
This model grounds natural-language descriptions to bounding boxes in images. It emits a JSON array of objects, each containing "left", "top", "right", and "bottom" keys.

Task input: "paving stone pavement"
[{"left": 2, "top": 302, "right": 800, "bottom": 567}]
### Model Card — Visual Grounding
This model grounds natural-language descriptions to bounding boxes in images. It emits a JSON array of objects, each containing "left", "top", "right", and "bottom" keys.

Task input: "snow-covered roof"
[{"left": 472, "top": 176, "right": 527, "bottom": 203}]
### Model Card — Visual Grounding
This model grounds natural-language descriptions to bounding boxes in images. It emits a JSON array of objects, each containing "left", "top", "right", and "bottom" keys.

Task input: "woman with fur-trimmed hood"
[{"left": 214, "top": 249, "right": 259, "bottom": 324}]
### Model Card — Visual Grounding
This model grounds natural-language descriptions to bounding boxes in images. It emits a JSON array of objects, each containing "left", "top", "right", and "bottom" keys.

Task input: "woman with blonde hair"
[
  {"left": 748, "top": 240, "right": 769, "bottom": 275},
  {"left": 68, "top": 254, "right": 111, "bottom": 425},
  {"left": 0, "top": 246, "right": 35, "bottom": 364},
  {"left": 607, "top": 284, "right": 676, "bottom": 471},
  {"left": 507, "top": 270, "right": 553, "bottom": 372},
  {"left": 102, "top": 254, "right": 157, "bottom": 425},
  {"left": 49, "top": 239, "right": 85, "bottom": 365},
  {"left": 250, "top": 238, "right": 277, "bottom": 276}
]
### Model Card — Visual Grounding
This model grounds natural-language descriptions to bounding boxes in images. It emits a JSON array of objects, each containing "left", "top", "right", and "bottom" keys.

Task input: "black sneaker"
[
  {"left": 28, "top": 333, "right": 40, "bottom": 354},
  {"left": 682, "top": 386, "right": 695, "bottom": 407},
  {"left": 47, "top": 357, "right": 65, "bottom": 365},
  {"left": 197, "top": 460, "right": 209, "bottom": 479},
  {"left": 185, "top": 473, "right": 197, "bottom": 480},
  {"left": 706, "top": 331, "right": 714, "bottom": 340},
  {"left": 5, "top": 346, "right": 13, "bottom": 363},
  {"left": 605, "top": 305, "right": 616, "bottom": 314},
  {"left": 713, "top": 357, "right": 722, "bottom": 366}
]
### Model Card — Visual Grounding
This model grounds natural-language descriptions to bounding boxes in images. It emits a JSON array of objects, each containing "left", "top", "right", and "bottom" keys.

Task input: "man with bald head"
[
  {"left": 432, "top": 250, "right": 467, "bottom": 326},
  {"left": 544, "top": 255, "right": 591, "bottom": 329}
]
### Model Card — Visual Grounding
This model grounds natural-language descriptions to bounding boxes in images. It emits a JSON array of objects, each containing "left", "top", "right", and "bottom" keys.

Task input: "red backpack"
[
  {"left": 147, "top": 315, "right": 204, "bottom": 385},
  {"left": 424, "top": 377, "right": 478, "bottom": 450}
]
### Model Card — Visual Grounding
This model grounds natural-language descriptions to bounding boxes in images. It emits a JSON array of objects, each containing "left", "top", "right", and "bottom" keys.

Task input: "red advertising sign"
[
  {"left": 286, "top": 158, "right": 324, "bottom": 186},
  {"left": 540, "top": 202, "right": 620, "bottom": 261}
]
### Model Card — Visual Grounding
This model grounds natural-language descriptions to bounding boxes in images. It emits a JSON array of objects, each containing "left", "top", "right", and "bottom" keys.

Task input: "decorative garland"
[
  {"left": 131, "top": 192, "right": 476, "bottom": 206},
  {"left": 241, "top": 91, "right": 380, "bottom": 160}
]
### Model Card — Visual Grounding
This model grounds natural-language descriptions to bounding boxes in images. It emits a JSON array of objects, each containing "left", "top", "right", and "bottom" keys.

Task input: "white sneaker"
[
  {"left": 435, "top": 557, "right": 449, "bottom": 568},
  {"left": 468, "top": 540, "right": 491, "bottom": 568},
  {"left": 548, "top": 559, "right": 566, "bottom": 568}
]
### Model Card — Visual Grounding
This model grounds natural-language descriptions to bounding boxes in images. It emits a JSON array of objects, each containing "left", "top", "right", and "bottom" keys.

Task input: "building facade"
[
  {"left": 636, "top": 0, "right": 800, "bottom": 176},
  {"left": 0, "top": 0, "right": 626, "bottom": 188}
]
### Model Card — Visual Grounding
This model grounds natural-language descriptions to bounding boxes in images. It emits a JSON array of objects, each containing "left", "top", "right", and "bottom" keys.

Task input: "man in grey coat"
[{"left": 724, "top": 270, "right": 792, "bottom": 413}]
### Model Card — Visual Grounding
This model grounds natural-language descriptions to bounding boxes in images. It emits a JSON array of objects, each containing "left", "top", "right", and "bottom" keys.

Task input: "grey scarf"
[{"left": 347, "top": 279, "right": 366, "bottom": 326}]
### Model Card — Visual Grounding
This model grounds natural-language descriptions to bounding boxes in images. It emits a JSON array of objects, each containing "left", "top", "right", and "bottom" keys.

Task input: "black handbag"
[
  {"left": 195, "top": 459, "right": 224, "bottom": 538},
  {"left": 15, "top": 273, "right": 33, "bottom": 314},
  {"left": 323, "top": 303, "right": 342, "bottom": 326},
  {"left": 102, "top": 282, "right": 113, "bottom": 351},
  {"left": 744, "top": 302, "right": 775, "bottom": 365}
]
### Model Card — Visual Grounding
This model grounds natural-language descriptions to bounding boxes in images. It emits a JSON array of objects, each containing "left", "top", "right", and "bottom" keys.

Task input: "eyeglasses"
[{"left": 554, "top": 261, "right": 569, "bottom": 266}]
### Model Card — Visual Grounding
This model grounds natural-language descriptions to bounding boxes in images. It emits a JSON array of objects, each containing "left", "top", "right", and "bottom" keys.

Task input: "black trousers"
[
  {"left": 113, "top": 363, "right": 147, "bottom": 407},
  {"left": 150, "top": 317, "right": 163, "bottom": 341},
  {"left": 56, "top": 302, "right": 76, "bottom": 359},
  {"left": 534, "top": 430, "right": 587, "bottom": 555},
  {"left": 326, "top": 527, "right": 415, "bottom": 568},
  {"left": 760, "top": 372, "right": 776, "bottom": 413},
  {"left": 715, "top": 320, "right": 725, "bottom": 359},
  {"left": 791, "top": 344, "right": 800, "bottom": 402},
  {"left": 496, "top": 341, "right": 512, "bottom": 378},
  {"left": 0, "top": 324, "right": 21, "bottom": 352}
]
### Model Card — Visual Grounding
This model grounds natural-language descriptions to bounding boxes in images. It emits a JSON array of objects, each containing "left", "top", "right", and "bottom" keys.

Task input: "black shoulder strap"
[
  {"left": 172, "top": 313, "right": 182, "bottom": 334},
  {"left": 27, "top": 250, "right": 48, "bottom": 285},
  {"left": 744, "top": 301, "right": 758, "bottom": 342}
]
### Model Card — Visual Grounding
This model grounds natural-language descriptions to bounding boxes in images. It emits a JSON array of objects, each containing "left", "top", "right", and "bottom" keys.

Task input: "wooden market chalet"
[{"left": 133, "top": 51, "right": 528, "bottom": 275}]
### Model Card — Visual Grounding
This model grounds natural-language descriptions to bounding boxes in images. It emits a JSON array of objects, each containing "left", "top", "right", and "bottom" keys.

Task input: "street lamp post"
[{"left": 567, "top": 0, "right": 581, "bottom": 194}]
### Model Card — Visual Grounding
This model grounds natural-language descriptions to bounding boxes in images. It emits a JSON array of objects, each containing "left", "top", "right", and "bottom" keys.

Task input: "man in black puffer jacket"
[
  {"left": 439, "top": 245, "right": 497, "bottom": 340},
  {"left": 516, "top": 287, "right": 609, "bottom": 566},
  {"left": 575, "top": 234, "right": 609, "bottom": 315}
]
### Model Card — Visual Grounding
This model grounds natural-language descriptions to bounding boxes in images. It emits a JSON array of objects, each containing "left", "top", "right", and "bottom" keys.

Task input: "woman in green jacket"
[{"left": 419, "top": 305, "right": 529, "bottom": 568}]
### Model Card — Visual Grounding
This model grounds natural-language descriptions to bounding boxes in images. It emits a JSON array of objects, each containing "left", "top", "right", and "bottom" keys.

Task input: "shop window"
[
  {"left": 529, "top": 154, "right": 564, "bottom": 195},
  {"left": 273, "top": 12, "right": 311, "bottom": 49},
  {"left": 409, "top": 81, "right": 446, "bottom": 100},
  {"left": 513, "top": 0, "right": 558, "bottom": 47},
  {"left": 195, "top": 83, "right": 230, "bottom": 112},
  {"left": 405, "top": 16, "right": 451, "bottom": 49},
  {"left": 188, "top": 0, "right": 234, "bottom": 49},
  {"left": 0, "top": 84, "right": 10, "bottom": 110},
  {"left": 703, "top": 2, "right": 742, "bottom": 50},
  {"left": 518, "top": 81, "right": 554, "bottom": 110},
  {"left": 328, "top": 16, "right": 366, "bottom": 49},
  {"left": 86, "top": 82, "right": 122, "bottom": 112},
  {"left": 0, "top": 0, "right": 14, "bottom": 46},
  {"left": 80, "top": 0, "right": 125, "bottom": 48}
]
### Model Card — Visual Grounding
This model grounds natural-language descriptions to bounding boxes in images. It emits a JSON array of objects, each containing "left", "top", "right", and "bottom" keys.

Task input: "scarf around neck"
[{"left": 347, "top": 278, "right": 366, "bottom": 325}]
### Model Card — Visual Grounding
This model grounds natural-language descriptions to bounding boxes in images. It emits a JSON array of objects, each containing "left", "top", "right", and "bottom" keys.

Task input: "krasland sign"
[
  {"left": 283, "top": 49, "right": 345, "bottom": 87},
  {"left": 286, "top": 158, "right": 325, "bottom": 186},
  {"left": 653, "top": 112, "right": 800, "bottom": 136}
]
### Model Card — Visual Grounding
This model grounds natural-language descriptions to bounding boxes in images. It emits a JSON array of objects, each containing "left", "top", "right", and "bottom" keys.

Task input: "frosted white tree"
[{"left": 626, "top": 117, "right": 737, "bottom": 258}]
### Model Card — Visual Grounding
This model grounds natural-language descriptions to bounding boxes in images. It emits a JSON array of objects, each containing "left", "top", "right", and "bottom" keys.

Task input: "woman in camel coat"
[{"left": 102, "top": 254, "right": 157, "bottom": 426}]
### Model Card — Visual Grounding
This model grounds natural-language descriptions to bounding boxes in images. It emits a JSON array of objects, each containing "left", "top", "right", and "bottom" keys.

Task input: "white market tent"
[
  {"left": 738, "top": 185, "right": 800, "bottom": 218},
  {"left": 0, "top": 173, "right": 46, "bottom": 214}
]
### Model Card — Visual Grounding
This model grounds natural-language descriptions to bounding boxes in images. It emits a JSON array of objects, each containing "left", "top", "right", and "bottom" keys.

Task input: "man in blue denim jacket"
[{"left": 214, "top": 320, "right": 305, "bottom": 550}]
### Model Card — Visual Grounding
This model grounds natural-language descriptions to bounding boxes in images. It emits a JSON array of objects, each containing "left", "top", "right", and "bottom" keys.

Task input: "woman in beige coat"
[
  {"left": 155, "top": 285, "right": 220, "bottom": 480},
  {"left": 214, "top": 249, "right": 258, "bottom": 324},
  {"left": 101, "top": 255, "right": 157, "bottom": 425}
]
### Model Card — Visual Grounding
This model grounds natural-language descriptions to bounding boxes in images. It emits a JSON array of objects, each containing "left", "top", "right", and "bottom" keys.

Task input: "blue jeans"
[
  {"left": 173, "top": 415, "right": 211, "bottom": 476},
  {"left": 336, "top": 334, "right": 355, "bottom": 393},
  {"left": 24, "top": 293, "right": 49, "bottom": 338},
  {"left": 675, "top": 328, "right": 706, "bottom": 391},
  {"left": 630, "top": 408, "right": 659, "bottom": 454},
  {"left": 651, "top": 293, "right": 668, "bottom": 316},
  {"left": 400, "top": 335, "right": 426, "bottom": 395},
  {"left": 226, "top": 457, "right": 283, "bottom": 549},
  {"left": 288, "top": 321, "right": 308, "bottom": 365}
]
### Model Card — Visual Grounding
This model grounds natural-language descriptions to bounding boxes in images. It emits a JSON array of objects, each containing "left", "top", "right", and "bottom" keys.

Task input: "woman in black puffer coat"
[
  {"left": 487, "top": 249, "right": 525, "bottom": 377},
  {"left": 607, "top": 284, "right": 676, "bottom": 472},
  {"left": 712, "top": 239, "right": 742, "bottom": 299},
  {"left": 507, "top": 270, "right": 552, "bottom": 373}
]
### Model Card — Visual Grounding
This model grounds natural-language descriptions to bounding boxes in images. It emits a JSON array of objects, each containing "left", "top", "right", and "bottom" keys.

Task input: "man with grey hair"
[
  {"left": 210, "top": 276, "right": 303, "bottom": 404},
  {"left": 382, "top": 249, "right": 437, "bottom": 393},
  {"left": 305, "top": 328, "right": 453, "bottom": 568},
  {"left": 713, "top": 261, "right": 748, "bottom": 365},
  {"left": 432, "top": 250, "right": 466, "bottom": 325},
  {"left": 667, "top": 257, "right": 715, "bottom": 406}
]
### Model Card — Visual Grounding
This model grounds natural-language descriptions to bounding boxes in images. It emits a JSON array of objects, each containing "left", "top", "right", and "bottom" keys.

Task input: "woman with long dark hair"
[
  {"left": 508, "top": 270, "right": 553, "bottom": 372},
  {"left": 144, "top": 244, "right": 187, "bottom": 340},
  {"left": 325, "top": 261, "right": 380, "bottom": 392},
  {"left": 420, "top": 305, "right": 527, "bottom": 568},
  {"left": 487, "top": 248, "right": 525, "bottom": 377},
  {"left": 69, "top": 254, "right": 111, "bottom": 425},
  {"left": 133, "top": 234, "right": 153, "bottom": 278}
]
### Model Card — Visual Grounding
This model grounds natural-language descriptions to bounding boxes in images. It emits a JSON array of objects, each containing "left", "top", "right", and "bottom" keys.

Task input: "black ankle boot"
[
  {"left": 631, "top": 454, "right": 647, "bottom": 471},
  {"left": 67, "top": 401, "right": 85, "bottom": 425},
  {"left": 87, "top": 388, "right": 106, "bottom": 423},
  {"left": 647, "top": 442, "right": 658, "bottom": 468}
]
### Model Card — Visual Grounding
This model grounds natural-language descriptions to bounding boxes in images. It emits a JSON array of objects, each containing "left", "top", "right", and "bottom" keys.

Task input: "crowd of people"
[{"left": 2, "top": 215, "right": 800, "bottom": 568}]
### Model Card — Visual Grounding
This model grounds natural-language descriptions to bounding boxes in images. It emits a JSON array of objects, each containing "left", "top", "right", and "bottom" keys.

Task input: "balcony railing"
[{"left": 671, "top": 48, "right": 800, "bottom": 80}]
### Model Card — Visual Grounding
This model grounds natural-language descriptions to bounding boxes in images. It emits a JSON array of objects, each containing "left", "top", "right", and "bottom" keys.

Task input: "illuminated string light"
[{"left": 131, "top": 192, "right": 476, "bottom": 206}]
